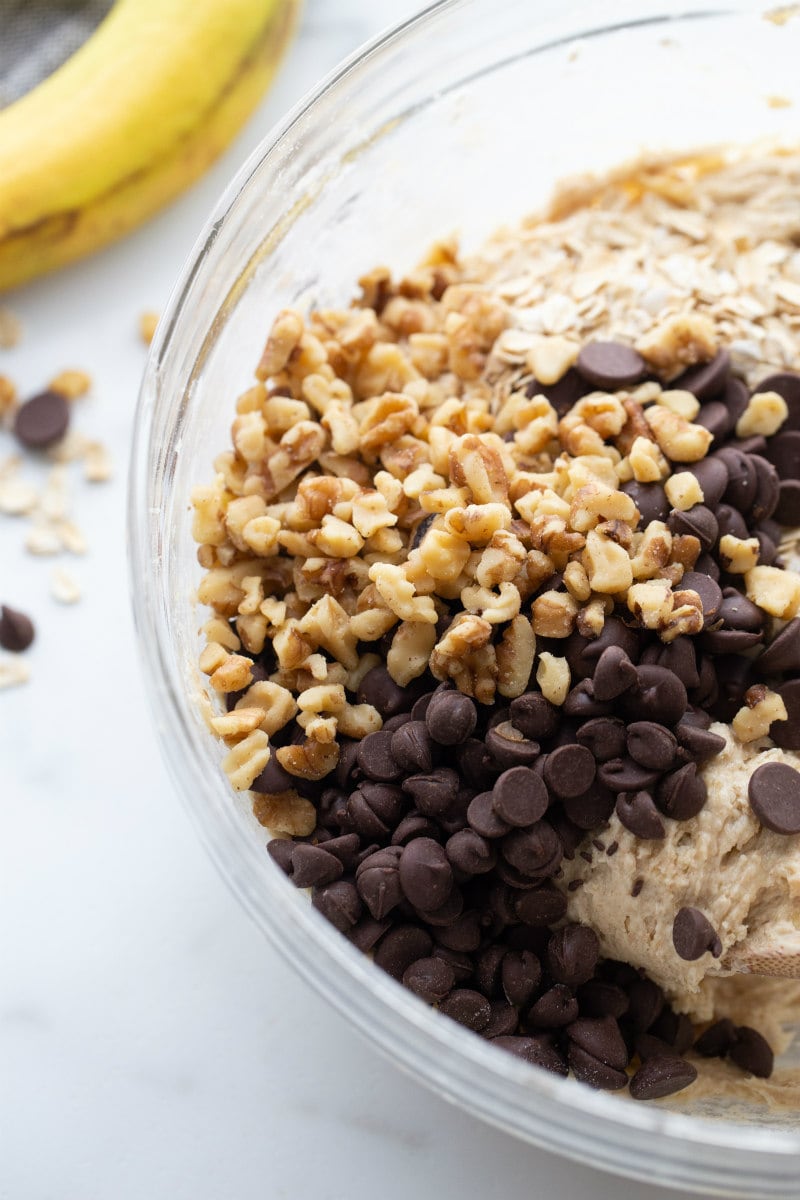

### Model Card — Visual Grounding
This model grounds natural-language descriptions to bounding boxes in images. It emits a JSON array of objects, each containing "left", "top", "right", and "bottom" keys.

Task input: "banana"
[{"left": 0, "top": 0, "right": 299, "bottom": 291}]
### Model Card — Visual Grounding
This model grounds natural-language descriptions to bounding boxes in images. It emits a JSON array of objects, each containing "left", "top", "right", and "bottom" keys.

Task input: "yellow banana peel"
[{"left": 0, "top": 0, "right": 299, "bottom": 291}]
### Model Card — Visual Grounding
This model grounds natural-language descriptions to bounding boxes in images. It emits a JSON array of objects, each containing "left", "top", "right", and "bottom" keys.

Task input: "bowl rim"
[{"left": 129, "top": 0, "right": 800, "bottom": 1188}]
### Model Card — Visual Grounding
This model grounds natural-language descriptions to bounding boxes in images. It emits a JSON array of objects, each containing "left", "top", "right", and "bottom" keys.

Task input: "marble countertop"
[{"left": 1, "top": 4, "right": 695, "bottom": 1197}]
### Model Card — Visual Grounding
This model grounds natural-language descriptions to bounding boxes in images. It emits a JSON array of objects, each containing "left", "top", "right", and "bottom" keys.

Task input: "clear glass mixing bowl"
[{"left": 130, "top": 1, "right": 800, "bottom": 1192}]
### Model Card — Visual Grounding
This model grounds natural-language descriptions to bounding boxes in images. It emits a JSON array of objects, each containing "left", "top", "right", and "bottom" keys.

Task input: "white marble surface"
[{"left": 0, "top": 5, "right": 697, "bottom": 1198}]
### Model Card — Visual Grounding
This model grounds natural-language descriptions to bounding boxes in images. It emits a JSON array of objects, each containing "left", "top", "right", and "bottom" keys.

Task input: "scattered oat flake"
[
  {"left": 47, "top": 430, "right": 91, "bottom": 464},
  {"left": 0, "top": 478, "right": 38, "bottom": 515},
  {"left": 51, "top": 567, "right": 80, "bottom": 604},
  {"left": 49, "top": 369, "right": 91, "bottom": 400},
  {"left": 26, "top": 523, "right": 62, "bottom": 556},
  {"left": 139, "top": 310, "right": 159, "bottom": 345},
  {"left": 765, "top": 4, "right": 800, "bottom": 24},
  {"left": 0, "top": 657, "right": 30, "bottom": 690},
  {"left": 56, "top": 520, "right": 87, "bottom": 555},
  {"left": 84, "top": 441, "right": 112, "bottom": 482},
  {"left": 0, "top": 306, "right": 21, "bottom": 349},
  {"left": 767, "top": 95, "right": 793, "bottom": 108}
]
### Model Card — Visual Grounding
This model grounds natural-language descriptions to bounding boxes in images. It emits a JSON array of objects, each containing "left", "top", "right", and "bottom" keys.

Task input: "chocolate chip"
[
  {"left": 439, "top": 988, "right": 492, "bottom": 1031},
  {"left": 347, "top": 916, "right": 391, "bottom": 952},
  {"left": 672, "top": 907, "right": 722, "bottom": 961},
  {"left": 674, "top": 349, "right": 730, "bottom": 399},
  {"left": 491, "top": 1034, "right": 569, "bottom": 1076},
  {"left": 650, "top": 1009, "right": 695, "bottom": 1054},
  {"left": 391, "top": 812, "right": 439, "bottom": 846},
  {"left": 356, "top": 846, "right": 403, "bottom": 919},
  {"left": 656, "top": 762, "right": 707, "bottom": 820},
  {"left": 543, "top": 744, "right": 596, "bottom": 799},
  {"left": 399, "top": 837, "right": 453, "bottom": 910},
  {"left": 467, "top": 791, "right": 512, "bottom": 839},
  {"left": 673, "top": 720, "right": 726, "bottom": 764},
  {"left": 500, "top": 949, "right": 541, "bottom": 1008},
  {"left": 695, "top": 1018, "right": 738, "bottom": 1058},
  {"left": 680, "top": 572, "right": 722, "bottom": 626},
  {"left": 357, "top": 667, "right": 411, "bottom": 718},
  {"left": 566, "top": 617, "right": 641, "bottom": 679},
  {"left": 747, "top": 761, "right": 800, "bottom": 834},
  {"left": 402, "top": 955, "right": 454, "bottom": 1002},
  {"left": 527, "top": 368, "right": 589, "bottom": 417},
  {"left": 615, "top": 791, "right": 666, "bottom": 840},
  {"left": 348, "top": 782, "right": 406, "bottom": 840},
  {"left": 717, "top": 588, "right": 764, "bottom": 633},
  {"left": 502, "top": 822, "right": 562, "bottom": 879},
  {"left": 251, "top": 754, "right": 296, "bottom": 795},
  {"left": 445, "top": 828, "right": 497, "bottom": 875},
  {"left": 771, "top": 680, "right": 800, "bottom": 750},
  {"left": 577, "top": 980, "right": 629, "bottom": 1020},
  {"left": 775, "top": 479, "right": 800, "bottom": 525},
  {"left": 598, "top": 757, "right": 661, "bottom": 793},
  {"left": 576, "top": 717, "right": 627, "bottom": 762},
  {"left": 390, "top": 721, "right": 433, "bottom": 772},
  {"left": 515, "top": 886, "right": 567, "bottom": 930},
  {"left": 357, "top": 730, "right": 402, "bottom": 782},
  {"left": 563, "top": 679, "right": 613, "bottom": 718},
  {"left": 763, "top": 429, "right": 800, "bottom": 480},
  {"left": 509, "top": 692, "right": 559, "bottom": 740},
  {"left": 491, "top": 766, "right": 549, "bottom": 827},
  {"left": 626, "top": 977, "right": 665, "bottom": 1032},
  {"left": 717, "top": 446, "right": 758, "bottom": 513},
  {"left": 374, "top": 925, "right": 433, "bottom": 979},
  {"left": 321, "top": 833, "right": 362, "bottom": 871},
  {"left": 562, "top": 781, "right": 615, "bottom": 830},
  {"left": 686, "top": 455, "right": 729, "bottom": 507},
  {"left": 621, "top": 480, "right": 670, "bottom": 527},
  {"left": 0, "top": 605, "right": 34, "bottom": 652},
  {"left": 755, "top": 371, "right": 800, "bottom": 430},
  {"left": 759, "top": 621, "right": 800, "bottom": 681},
  {"left": 629, "top": 1055, "right": 698, "bottom": 1100},
  {"left": 547, "top": 924, "right": 600, "bottom": 987},
  {"left": 728, "top": 1027, "right": 774, "bottom": 1078},
  {"left": 626, "top": 722, "right": 678, "bottom": 771},
  {"left": 267, "top": 838, "right": 294, "bottom": 874},
  {"left": 576, "top": 341, "right": 646, "bottom": 389},
  {"left": 750, "top": 455, "right": 780, "bottom": 522},
  {"left": 409, "top": 513, "right": 437, "bottom": 551},
  {"left": 639, "top": 637, "right": 700, "bottom": 690},
  {"left": 415, "top": 887, "right": 464, "bottom": 928},
  {"left": 567, "top": 1043, "right": 628, "bottom": 1090},
  {"left": 696, "top": 401, "right": 731, "bottom": 443},
  {"left": 425, "top": 689, "right": 477, "bottom": 745},
  {"left": 402, "top": 768, "right": 459, "bottom": 817},
  {"left": 631, "top": 664, "right": 688, "bottom": 726},
  {"left": 668, "top": 504, "right": 718, "bottom": 551},
  {"left": 433, "top": 910, "right": 481, "bottom": 953},
  {"left": 481, "top": 1002, "right": 522, "bottom": 1039},
  {"left": 529, "top": 984, "right": 579, "bottom": 1029},
  {"left": 13, "top": 389, "right": 70, "bottom": 449},
  {"left": 701, "top": 627, "right": 762, "bottom": 655},
  {"left": 485, "top": 722, "right": 541, "bottom": 768},
  {"left": 567, "top": 1015, "right": 629, "bottom": 1070},
  {"left": 291, "top": 843, "right": 344, "bottom": 888},
  {"left": 591, "top": 645, "right": 638, "bottom": 702},
  {"left": 312, "top": 880, "right": 363, "bottom": 932}
]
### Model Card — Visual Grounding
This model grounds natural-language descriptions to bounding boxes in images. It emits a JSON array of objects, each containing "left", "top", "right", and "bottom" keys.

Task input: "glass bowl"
[{"left": 130, "top": 0, "right": 800, "bottom": 1193}]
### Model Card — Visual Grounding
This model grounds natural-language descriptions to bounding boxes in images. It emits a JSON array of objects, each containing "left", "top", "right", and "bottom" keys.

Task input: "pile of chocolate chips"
[{"left": 235, "top": 347, "right": 800, "bottom": 1100}]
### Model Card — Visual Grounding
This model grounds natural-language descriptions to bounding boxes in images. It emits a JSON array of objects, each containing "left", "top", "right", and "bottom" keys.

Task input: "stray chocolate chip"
[
  {"left": 747, "top": 761, "right": 800, "bottom": 835},
  {"left": 312, "top": 880, "right": 363, "bottom": 932},
  {"left": 694, "top": 1018, "right": 738, "bottom": 1058},
  {"left": 756, "top": 371, "right": 800, "bottom": 430},
  {"left": 772, "top": 680, "right": 800, "bottom": 751},
  {"left": 445, "top": 828, "right": 497, "bottom": 876},
  {"left": 547, "top": 924, "right": 600, "bottom": 987},
  {"left": 674, "top": 349, "right": 730, "bottom": 400},
  {"left": 491, "top": 1034, "right": 568, "bottom": 1076},
  {"left": 775, "top": 479, "right": 800, "bottom": 525},
  {"left": 544, "top": 744, "right": 596, "bottom": 800},
  {"left": 672, "top": 907, "right": 722, "bottom": 961},
  {"left": 491, "top": 766, "right": 549, "bottom": 827},
  {"left": 592, "top": 645, "right": 638, "bottom": 702},
  {"left": 631, "top": 665, "right": 688, "bottom": 727},
  {"left": 357, "top": 730, "right": 402, "bottom": 782},
  {"left": 399, "top": 838, "right": 453, "bottom": 910},
  {"left": 758, "top": 618, "right": 800, "bottom": 676},
  {"left": 576, "top": 341, "right": 646, "bottom": 389},
  {"left": 13, "top": 389, "right": 70, "bottom": 449},
  {"left": 728, "top": 1026, "right": 774, "bottom": 1078},
  {"left": 0, "top": 605, "right": 34, "bottom": 651},
  {"left": 629, "top": 1055, "right": 698, "bottom": 1100},
  {"left": 357, "top": 667, "right": 411, "bottom": 718},
  {"left": 439, "top": 988, "right": 492, "bottom": 1031},
  {"left": 374, "top": 925, "right": 433, "bottom": 979},
  {"left": 390, "top": 721, "right": 433, "bottom": 772},
  {"left": 576, "top": 717, "right": 626, "bottom": 762},
  {"left": 656, "top": 762, "right": 707, "bottom": 820},
  {"left": 626, "top": 722, "right": 677, "bottom": 771},
  {"left": 528, "top": 984, "right": 579, "bottom": 1029},
  {"left": 615, "top": 791, "right": 666, "bottom": 840},
  {"left": 621, "top": 480, "right": 670, "bottom": 526},
  {"left": 567, "top": 1043, "right": 628, "bottom": 1090},
  {"left": 291, "top": 843, "right": 344, "bottom": 888}
]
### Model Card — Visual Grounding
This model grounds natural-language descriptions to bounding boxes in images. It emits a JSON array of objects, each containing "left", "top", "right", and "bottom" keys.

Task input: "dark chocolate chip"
[
  {"left": 674, "top": 349, "right": 730, "bottom": 400},
  {"left": 291, "top": 843, "right": 344, "bottom": 888},
  {"left": 391, "top": 812, "right": 439, "bottom": 846},
  {"left": 562, "top": 781, "right": 615, "bottom": 830},
  {"left": 576, "top": 980, "right": 629, "bottom": 1020},
  {"left": 728, "top": 1027, "right": 774, "bottom": 1078},
  {"left": 445, "top": 828, "right": 497, "bottom": 875},
  {"left": 718, "top": 588, "right": 764, "bottom": 633},
  {"left": 615, "top": 791, "right": 666, "bottom": 840},
  {"left": 13, "top": 389, "right": 70, "bottom": 449},
  {"left": 629, "top": 1055, "right": 698, "bottom": 1100},
  {"left": 266, "top": 838, "right": 294, "bottom": 874},
  {"left": 717, "top": 446, "right": 758, "bottom": 513},
  {"left": 390, "top": 721, "right": 433, "bottom": 772},
  {"left": 357, "top": 730, "right": 402, "bottom": 782},
  {"left": 621, "top": 480, "right": 670, "bottom": 527},
  {"left": 0, "top": 605, "right": 34, "bottom": 651},
  {"left": 673, "top": 720, "right": 726, "bottom": 764},
  {"left": 772, "top": 680, "right": 800, "bottom": 750},
  {"left": 695, "top": 1018, "right": 738, "bottom": 1058},
  {"left": 668, "top": 504, "right": 718, "bottom": 551},
  {"left": 347, "top": 916, "right": 391, "bottom": 952},
  {"left": 565, "top": 618, "right": 641, "bottom": 679},
  {"left": 425, "top": 689, "right": 477, "bottom": 746},
  {"left": 347, "top": 782, "right": 406, "bottom": 841},
  {"left": 763, "top": 430, "right": 800, "bottom": 480},
  {"left": 626, "top": 977, "right": 665, "bottom": 1032},
  {"left": 567, "top": 1015, "right": 629, "bottom": 1070},
  {"left": 482, "top": 1002, "right": 522, "bottom": 1039},
  {"left": 373, "top": 925, "right": 433, "bottom": 979},
  {"left": 639, "top": 637, "right": 700, "bottom": 690},
  {"left": 543, "top": 744, "right": 596, "bottom": 800},
  {"left": 626, "top": 722, "right": 678, "bottom": 771},
  {"left": 528, "top": 984, "right": 579, "bottom": 1029},
  {"left": 491, "top": 1034, "right": 569, "bottom": 1076},
  {"left": 576, "top": 341, "right": 646, "bottom": 389},
  {"left": 656, "top": 762, "right": 707, "bottom": 820},
  {"left": 439, "top": 988, "right": 492, "bottom": 1031},
  {"left": 563, "top": 679, "right": 613, "bottom": 719},
  {"left": 357, "top": 667, "right": 411, "bottom": 718},
  {"left": 485, "top": 722, "right": 541, "bottom": 769},
  {"left": 759, "top": 618, "right": 800, "bottom": 675},
  {"left": 598, "top": 757, "right": 661, "bottom": 793},
  {"left": 680, "top": 572, "right": 722, "bottom": 626},
  {"left": 686, "top": 455, "right": 729, "bottom": 507},
  {"left": 576, "top": 717, "right": 627, "bottom": 762},
  {"left": 467, "top": 791, "right": 512, "bottom": 839},
  {"left": 672, "top": 907, "right": 722, "bottom": 961},
  {"left": 501, "top": 949, "right": 542, "bottom": 1008},
  {"left": 433, "top": 911, "right": 481, "bottom": 953},
  {"left": 696, "top": 401, "right": 731, "bottom": 443},
  {"left": 312, "top": 880, "right": 363, "bottom": 932},
  {"left": 399, "top": 837, "right": 453, "bottom": 910},
  {"left": 701, "top": 627, "right": 762, "bottom": 655},
  {"left": 514, "top": 883, "right": 568, "bottom": 927},
  {"left": 491, "top": 766, "right": 549, "bottom": 827},
  {"left": 567, "top": 1043, "right": 628, "bottom": 1090},
  {"left": 402, "top": 955, "right": 455, "bottom": 1002},
  {"left": 509, "top": 692, "right": 559, "bottom": 740},
  {"left": 502, "top": 822, "right": 562, "bottom": 879},
  {"left": 750, "top": 455, "right": 780, "bottom": 523},
  {"left": 355, "top": 846, "right": 403, "bottom": 919},
  {"left": 414, "top": 888, "right": 464, "bottom": 928},
  {"left": 527, "top": 368, "right": 589, "bottom": 417},
  {"left": 547, "top": 924, "right": 600, "bottom": 987},
  {"left": 251, "top": 755, "right": 296, "bottom": 795},
  {"left": 591, "top": 645, "right": 638, "bottom": 702},
  {"left": 402, "top": 768, "right": 459, "bottom": 817},
  {"left": 747, "top": 761, "right": 800, "bottom": 834},
  {"left": 630, "top": 664, "right": 688, "bottom": 726}
]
